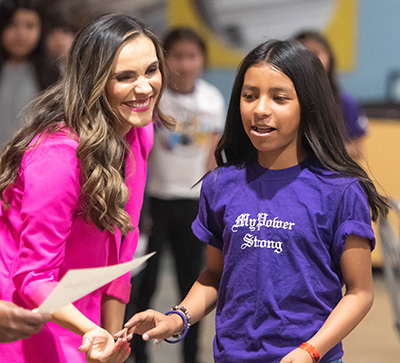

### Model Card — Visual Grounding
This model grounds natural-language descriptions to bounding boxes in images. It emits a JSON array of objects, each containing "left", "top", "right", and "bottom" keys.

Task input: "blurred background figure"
[
  {"left": 126, "top": 27, "right": 225, "bottom": 363},
  {"left": 0, "top": 0, "right": 60, "bottom": 148},
  {"left": 295, "top": 30, "right": 369, "bottom": 161},
  {"left": 44, "top": 9, "right": 76, "bottom": 72}
]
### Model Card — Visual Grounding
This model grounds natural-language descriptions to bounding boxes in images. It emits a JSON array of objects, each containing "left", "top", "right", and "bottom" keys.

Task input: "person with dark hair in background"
[
  {"left": 0, "top": 0, "right": 60, "bottom": 147},
  {"left": 127, "top": 27, "right": 225, "bottom": 363},
  {"left": 120, "top": 39, "right": 389, "bottom": 363},
  {"left": 295, "top": 30, "right": 369, "bottom": 161},
  {"left": 44, "top": 9, "right": 77, "bottom": 72},
  {"left": 0, "top": 13, "right": 173, "bottom": 362}
]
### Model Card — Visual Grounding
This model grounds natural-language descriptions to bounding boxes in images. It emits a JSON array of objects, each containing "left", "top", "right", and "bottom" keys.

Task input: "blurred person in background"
[
  {"left": 127, "top": 27, "right": 225, "bottom": 363},
  {"left": 0, "top": 0, "right": 60, "bottom": 148},
  {"left": 44, "top": 9, "right": 77, "bottom": 72},
  {"left": 295, "top": 30, "right": 368, "bottom": 161}
]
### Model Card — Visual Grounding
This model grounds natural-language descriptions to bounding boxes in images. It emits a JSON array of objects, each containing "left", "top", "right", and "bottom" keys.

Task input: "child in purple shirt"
[{"left": 120, "top": 40, "right": 389, "bottom": 363}]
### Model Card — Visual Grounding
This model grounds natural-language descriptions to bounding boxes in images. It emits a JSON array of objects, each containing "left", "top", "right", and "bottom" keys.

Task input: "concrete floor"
[{"left": 127, "top": 250, "right": 400, "bottom": 363}]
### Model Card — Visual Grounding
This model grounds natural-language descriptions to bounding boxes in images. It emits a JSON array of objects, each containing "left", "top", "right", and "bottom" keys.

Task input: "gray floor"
[{"left": 127, "top": 250, "right": 400, "bottom": 363}]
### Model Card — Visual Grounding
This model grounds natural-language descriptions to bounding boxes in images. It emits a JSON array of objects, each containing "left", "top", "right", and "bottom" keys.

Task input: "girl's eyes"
[
  {"left": 274, "top": 96, "right": 288, "bottom": 102},
  {"left": 242, "top": 93, "right": 255, "bottom": 100}
]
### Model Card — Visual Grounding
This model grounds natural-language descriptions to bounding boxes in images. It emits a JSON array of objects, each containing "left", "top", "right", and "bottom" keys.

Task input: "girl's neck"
[
  {"left": 168, "top": 79, "right": 196, "bottom": 94},
  {"left": 6, "top": 57, "right": 30, "bottom": 66},
  {"left": 258, "top": 148, "right": 308, "bottom": 170}
]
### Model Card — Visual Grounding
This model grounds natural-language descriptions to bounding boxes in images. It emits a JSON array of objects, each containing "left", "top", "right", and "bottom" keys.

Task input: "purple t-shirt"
[
  {"left": 341, "top": 91, "right": 368, "bottom": 140},
  {"left": 192, "top": 158, "right": 375, "bottom": 363}
]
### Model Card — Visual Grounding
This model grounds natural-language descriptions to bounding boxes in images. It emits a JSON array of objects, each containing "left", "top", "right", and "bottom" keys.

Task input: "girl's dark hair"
[
  {"left": 215, "top": 39, "right": 389, "bottom": 220},
  {"left": 163, "top": 27, "right": 207, "bottom": 66},
  {"left": 294, "top": 30, "right": 340, "bottom": 104},
  {"left": 0, "top": 0, "right": 60, "bottom": 90}
]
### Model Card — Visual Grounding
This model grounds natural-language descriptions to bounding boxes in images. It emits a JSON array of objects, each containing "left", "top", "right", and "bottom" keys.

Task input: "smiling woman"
[
  {"left": 0, "top": 13, "right": 172, "bottom": 363},
  {"left": 105, "top": 35, "right": 163, "bottom": 135}
]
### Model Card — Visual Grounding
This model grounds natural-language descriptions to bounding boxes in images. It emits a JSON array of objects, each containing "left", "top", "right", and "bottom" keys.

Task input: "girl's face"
[
  {"left": 301, "top": 38, "right": 330, "bottom": 71},
  {"left": 166, "top": 39, "right": 204, "bottom": 93},
  {"left": 1, "top": 9, "right": 41, "bottom": 63},
  {"left": 105, "top": 34, "right": 162, "bottom": 136},
  {"left": 240, "top": 63, "right": 304, "bottom": 169}
]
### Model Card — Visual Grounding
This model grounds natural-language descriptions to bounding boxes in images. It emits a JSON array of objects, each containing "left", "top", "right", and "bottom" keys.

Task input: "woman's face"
[
  {"left": 105, "top": 34, "right": 162, "bottom": 136},
  {"left": 165, "top": 39, "right": 204, "bottom": 93},
  {"left": 1, "top": 9, "right": 41, "bottom": 62},
  {"left": 240, "top": 63, "right": 304, "bottom": 169}
]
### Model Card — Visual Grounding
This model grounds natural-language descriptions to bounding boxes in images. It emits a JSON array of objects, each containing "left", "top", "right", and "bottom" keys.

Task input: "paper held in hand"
[{"left": 37, "top": 252, "right": 155, "bottom": 314}]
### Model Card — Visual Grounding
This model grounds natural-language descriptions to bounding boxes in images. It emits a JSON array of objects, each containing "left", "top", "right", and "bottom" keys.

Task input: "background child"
[
  {"left": 119, "top": 40, "right": 389, "bottom": 363},
  {"left": 295, "top": 30, "right": 369, "bottom": 161},
  {"left": 126, "top": 27, "right": 225, "bottom": 363},
  {"left": 0, "top": 0, "right": 60, "bottom": 147}
]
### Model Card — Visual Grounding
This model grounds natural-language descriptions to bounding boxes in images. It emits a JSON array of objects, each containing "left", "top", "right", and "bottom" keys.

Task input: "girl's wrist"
[{"left": 298, "top": 342, "right": 321, "bottom": 363}]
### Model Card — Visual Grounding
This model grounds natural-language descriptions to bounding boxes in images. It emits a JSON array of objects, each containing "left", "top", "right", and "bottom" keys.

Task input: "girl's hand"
[
  {"left": 78, "top": 327, "right": 130, "bottom": 363},
  {"left": 279, "top": 348, "right": 314, "bottom": 363},
  {"left": 115, "top": 309, "right": 183, "bottom": 341}
]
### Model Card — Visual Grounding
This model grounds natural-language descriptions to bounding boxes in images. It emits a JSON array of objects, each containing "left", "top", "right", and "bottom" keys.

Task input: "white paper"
[{"left": 38, "top": 252, "right": 155, "bottom": 314}]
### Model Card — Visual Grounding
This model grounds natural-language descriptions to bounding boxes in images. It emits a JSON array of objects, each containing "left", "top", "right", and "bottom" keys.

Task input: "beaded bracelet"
[
  {"left": 163, "top": 310, "right": 189, "bottom": 344},
  {"left": 298, "top": 342, "right": 321, "bottom": 363}
]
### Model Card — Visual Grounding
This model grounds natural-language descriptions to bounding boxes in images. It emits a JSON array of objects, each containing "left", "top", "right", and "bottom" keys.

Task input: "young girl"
[
  {"left": 0, "top": 0, "right": 60, "bottom": 147},
  {"left": 128, "top": 26, "right": 225, "bottom": 363},
  {"left": 295, "top": 30, "right": 368, "bottom": 161},
  {"left": 0, "top": 13, "right": 172, "bottom": 363},
  {"left": 119, "top": 39, "right": 389, "bottom": 363}
]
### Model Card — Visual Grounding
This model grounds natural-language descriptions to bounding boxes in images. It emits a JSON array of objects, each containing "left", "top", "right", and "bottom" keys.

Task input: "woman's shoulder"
[{"left": 24, "top": 130, "right": 79, "bottom": 165}]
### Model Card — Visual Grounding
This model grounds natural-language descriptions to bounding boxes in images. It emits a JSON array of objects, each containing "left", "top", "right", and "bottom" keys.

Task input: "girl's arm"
[
  {"left": 280, "top": 234, "right": 374, "bottom": 363},
  {"left": 119, "top": 245, "right": 223, "bottom": 341}
]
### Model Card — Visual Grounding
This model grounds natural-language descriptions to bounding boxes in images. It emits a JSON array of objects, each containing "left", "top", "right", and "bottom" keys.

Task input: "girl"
[
  {"left": 0, "top": 14, "right": 172, "bottom": 363},
  {"left": 295, "top": 31, "right": 369, "bottom": 161},
  {"left": 119, "top": 40, "right": 389, "bottom": 363},
  {"left": 128, "top": 27, "right": 225, "bottom": 363},
  {"left": 0, "top": 0, "right": 60, "bottom": 147}
]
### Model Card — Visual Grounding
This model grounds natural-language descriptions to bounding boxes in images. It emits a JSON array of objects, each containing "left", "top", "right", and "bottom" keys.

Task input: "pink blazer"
[{"left": 0, "top": 124, "right": 153, "bottom": 362}]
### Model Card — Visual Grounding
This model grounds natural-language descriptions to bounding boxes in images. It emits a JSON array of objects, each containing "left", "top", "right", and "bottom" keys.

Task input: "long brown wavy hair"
[{"left": 0, "top": 14, "right": 174, "bottom": 235}]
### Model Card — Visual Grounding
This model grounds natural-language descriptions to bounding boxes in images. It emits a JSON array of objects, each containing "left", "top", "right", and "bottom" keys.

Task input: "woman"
[{"left": 0, "top": 13, "right": 172, "bottom": 362}]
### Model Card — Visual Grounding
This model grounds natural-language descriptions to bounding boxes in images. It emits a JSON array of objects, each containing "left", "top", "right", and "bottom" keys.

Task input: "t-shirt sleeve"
[
  {"left": 331, "top": 181, "right": 375, "bottom": 263},
  {"left": 191, "top": 173, "right": 224, "bottom": 250},
  {"left": 12, "top": 138, "right": 81, "bottom": 308}
]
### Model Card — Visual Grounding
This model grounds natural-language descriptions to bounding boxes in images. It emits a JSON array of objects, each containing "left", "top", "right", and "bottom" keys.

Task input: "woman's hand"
[
  {"left": 0, "top": 301, "right": 51, "bottom": 342},
  {"left": 78, "top": 327, "right": 130, "bottom": 363},
  {"left": 279, "top": 348, "right": 314, "bottom": 363},
  {"left": 115, "top": 309, "right": 183, "bottom": 342}
]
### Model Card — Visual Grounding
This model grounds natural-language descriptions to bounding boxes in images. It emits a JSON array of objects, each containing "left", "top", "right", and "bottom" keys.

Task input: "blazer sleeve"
[{"left": 12, "top": 137, "right": 81, "bottom": 308}]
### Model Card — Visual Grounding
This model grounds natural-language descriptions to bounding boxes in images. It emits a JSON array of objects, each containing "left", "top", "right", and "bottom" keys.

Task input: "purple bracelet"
[{"left": 163, "top": 310, "right": 189, "bottom": 344}]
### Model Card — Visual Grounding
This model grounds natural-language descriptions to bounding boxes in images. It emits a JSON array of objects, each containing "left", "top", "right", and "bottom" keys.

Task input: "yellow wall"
[
  {"left": 361, "top": 119, "right": 400, "bottom": 266},
  {"left": 167, "top": 0, "right": 356, "bottom": 70}
]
